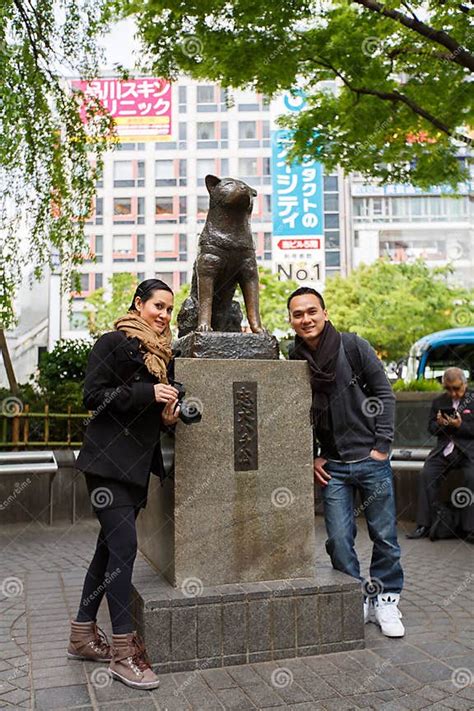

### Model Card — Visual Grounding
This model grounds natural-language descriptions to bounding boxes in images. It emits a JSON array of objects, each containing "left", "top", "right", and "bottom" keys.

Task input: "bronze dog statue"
[{"left": 177, "top": 175, "right": 264, "bottom": 337}]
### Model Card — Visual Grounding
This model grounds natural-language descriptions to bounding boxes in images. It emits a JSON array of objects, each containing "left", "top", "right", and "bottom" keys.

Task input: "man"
[
  {"left": 407, "top": 368, "right": 474, "bottom": 541},
  {"left": 288, "top": 286, "right": 404, "bottom": 637}
]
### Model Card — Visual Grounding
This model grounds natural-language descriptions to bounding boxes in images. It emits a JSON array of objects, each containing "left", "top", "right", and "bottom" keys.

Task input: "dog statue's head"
[{"left": 205, "top": 175, "right": 257, "bottom": 212}]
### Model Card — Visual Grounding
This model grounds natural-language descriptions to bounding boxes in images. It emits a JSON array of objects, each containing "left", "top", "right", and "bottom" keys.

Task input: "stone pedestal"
[
  {"left": 135, "top": 357, "right": 364, "bottom": 670},
  {"left": 173, "top": 331, "right": 280, "bottom": 360}
]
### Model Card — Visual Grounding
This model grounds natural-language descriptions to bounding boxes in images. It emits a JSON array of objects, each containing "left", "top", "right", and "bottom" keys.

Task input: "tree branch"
[
  {"left": 313, "top": 57, "right": 472, "bottom": 145},
  {"left": 353, "top": 0, "right": 474, "bottom": 72}
]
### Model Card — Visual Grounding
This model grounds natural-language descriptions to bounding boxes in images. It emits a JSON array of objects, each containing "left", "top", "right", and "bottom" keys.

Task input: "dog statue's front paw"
[
  {"left": 250, "top": 325, "right": 266, "bottom": 334},
  {"left": 196, "top": 323, "right": 213, "bottom": 332}
]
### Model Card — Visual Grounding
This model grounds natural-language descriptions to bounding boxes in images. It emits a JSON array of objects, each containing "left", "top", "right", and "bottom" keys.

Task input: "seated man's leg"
[
  {"left": 322, "top": 462, "right": 360, "bottom": 580},
  {"left": 416, "top": 453, "right": 454, "bottom": 528},
  {"left": 458, "top": 458, "right": 474, "bottom": 536}
]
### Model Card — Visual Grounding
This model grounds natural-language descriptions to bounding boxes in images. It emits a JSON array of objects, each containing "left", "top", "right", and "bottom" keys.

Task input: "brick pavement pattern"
[{"left": 0, "top": 516, "right": 473, "bottom": 710}]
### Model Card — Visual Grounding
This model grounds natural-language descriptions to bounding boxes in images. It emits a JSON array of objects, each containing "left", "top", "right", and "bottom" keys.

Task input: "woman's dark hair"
[
  {"left": 287, "top": 286, "right": 325, "bottom": 311},
  {"left": 129, "top": 279, "right": 174, "bottom": 311}
]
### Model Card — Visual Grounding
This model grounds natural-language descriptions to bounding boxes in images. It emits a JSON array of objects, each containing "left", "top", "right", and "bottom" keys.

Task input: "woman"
[{"left": 67, "top": 279, "right": 180, "bottom": 690}]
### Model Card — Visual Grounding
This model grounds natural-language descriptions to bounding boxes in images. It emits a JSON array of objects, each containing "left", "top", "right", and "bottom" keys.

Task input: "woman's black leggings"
[{"left": 76, "top": 506, "right": 140, "bottom": 634}]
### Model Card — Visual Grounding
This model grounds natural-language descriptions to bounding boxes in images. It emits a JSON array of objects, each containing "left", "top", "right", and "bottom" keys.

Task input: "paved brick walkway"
[{"left": 1, "top": 516, "right": 473, "bottom": 710}]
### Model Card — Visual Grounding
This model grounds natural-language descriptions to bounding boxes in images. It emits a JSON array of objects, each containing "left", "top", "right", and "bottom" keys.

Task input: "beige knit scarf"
[{"left": 114, "top": 312, "right": 172, "bottom": 383}]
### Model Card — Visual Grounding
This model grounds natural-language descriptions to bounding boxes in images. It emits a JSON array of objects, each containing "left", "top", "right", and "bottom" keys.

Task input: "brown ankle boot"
[
  {"left": 67, "top": 620, "right": 112, "bottom": 662},
  {"left": 109, "top": 631, "right": 159, "bottom": 690}
]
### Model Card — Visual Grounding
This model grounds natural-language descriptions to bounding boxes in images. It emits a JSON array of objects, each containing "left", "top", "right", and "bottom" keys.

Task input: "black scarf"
[{"left": 292, "top": 321, "right": 341, "bottom": 431}]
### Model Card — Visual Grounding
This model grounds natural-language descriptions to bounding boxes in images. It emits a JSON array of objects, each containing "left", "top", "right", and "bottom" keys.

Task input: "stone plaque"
[{"left": 233, "top": 381, "right": 258, "bottom": 471}]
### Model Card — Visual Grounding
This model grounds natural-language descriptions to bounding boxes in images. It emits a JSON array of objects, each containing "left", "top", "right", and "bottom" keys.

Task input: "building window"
[
  {"left": 197, "top": 195, "right": 209, "bottom": 221},
  {"left": 197, "top": 159, "right": 216, "bottom": 185},
  {"left": 324, "top": 175, "right": 338, "bottom": 191},
  {"left": 69, "top": 311, "right": 88, "bottom": 331},
  {"left": 179, "top": 234, "right": 187, "bottom": 261},
  {"left": 326, "top": 251, "right": 341, "bottom": 267},
  {"left": 179, "top": 159, "right": 187, "bottom": 186},
  {"left": 238, "top": 89, "right": 260, "bottom": 112},
  {"left": 178, "top": 85, "right": 187, "bottom": 113},
  {"left": 137, "top": 234, "right": 146, "bottom": 262},
  {"left": 263, "top": 157, "right": 271, "bottom": 184},
  {"left": 263, "top": 194, "right": 272, "bottom": 219},
  {"left": 239, "top": 121, "right": 257, "bottom": 146},
  {"left": 324, "top": 213, "right": 339, "bottom": 229},
  {"left": 325, "top": 231, "right": 340, "bottom": 249},
  {"left": 79, "top": 273, "right": 89, "bottom": 293},
  {"left": 155, "top": 196, "right": 186, "bottom": 224},
  {"left": 220, "top": 158, "right": 229, "bottom": 176},
  {"left": 324, "top": 193, "right": 339, "bottom": 212},
  {"left": 197, "top": 121, "right": 216, "bottom": 148},
  {"left": 180, "top": 272, "right": 188, "bottom": 286},
  {"left": 113, "top": 197, "right": 145, "bottom": 225},
  {"left": 154, "top": 234, "right": 176, "bottom": 257},
  {"left": 116, "top": 142, "right": 145, "bottom": 151},
  {"left": 239, "top": 157, "right": 258, "bottom": 182},
  {"left": 263, "top": 232, "right": 272, "bottom": 260},
  {"left": 114, "top": 160, "right": 145, "bottom": 188},
  {"left": 197, "top": 85, "right": 217, "bottom": 112},
  {"left": 87, "top": 197, "right": 103, "bottom": 225},
  {"left": 113, "top": 234, "right": 133, "bottom": 262},
  {"left": 155, "top": 160, "right": 176, "bottom": 187},
  {"left": 178, "top": 121, "right": 187, "bottom": 149},
  {"left": 155, "top": 271, "right": 173, "bottom": 288}
]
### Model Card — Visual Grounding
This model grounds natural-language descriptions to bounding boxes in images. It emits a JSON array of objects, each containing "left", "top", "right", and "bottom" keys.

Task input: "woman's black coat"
[{"left": 76, "top": 330, "right": 172, "bottom": 487}]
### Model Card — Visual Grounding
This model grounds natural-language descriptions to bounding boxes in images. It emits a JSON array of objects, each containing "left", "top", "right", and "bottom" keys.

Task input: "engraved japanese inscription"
[{"left": 233, "top": 382, "right": 258, "bottom": 471}]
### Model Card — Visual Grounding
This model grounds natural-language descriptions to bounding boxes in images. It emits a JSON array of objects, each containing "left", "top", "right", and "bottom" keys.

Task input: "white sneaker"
[
  {"left": 364, "top": 598, "right": 375, "bottom": 624},
  {"left": 373, "top": 593, "right": 405, "bottom": 637}
]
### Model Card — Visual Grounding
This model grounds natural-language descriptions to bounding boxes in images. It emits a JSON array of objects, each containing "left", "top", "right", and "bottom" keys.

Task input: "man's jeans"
[{"left": 322, "top": 457, "right": 404, "bottom": 594}]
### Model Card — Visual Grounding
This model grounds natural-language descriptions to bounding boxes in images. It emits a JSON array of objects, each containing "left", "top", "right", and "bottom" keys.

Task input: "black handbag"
[{"left": 429, "top": 503, "right": 462, "bottom": 540}]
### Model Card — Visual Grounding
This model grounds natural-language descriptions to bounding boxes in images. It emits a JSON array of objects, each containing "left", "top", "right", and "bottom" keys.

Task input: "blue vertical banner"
[{"left": 271, "top": 129, "right": 324, "bottom": 240}]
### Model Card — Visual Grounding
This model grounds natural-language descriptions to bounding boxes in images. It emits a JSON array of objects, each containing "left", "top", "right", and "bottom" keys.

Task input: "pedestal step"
[{"left": 132, "top": 556, "right": 365, "bottom": 674}]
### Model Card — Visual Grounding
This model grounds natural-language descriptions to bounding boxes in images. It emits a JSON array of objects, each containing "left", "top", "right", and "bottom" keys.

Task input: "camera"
[{"left": 169, "top": 379, "right": 203, "bottom": 425}]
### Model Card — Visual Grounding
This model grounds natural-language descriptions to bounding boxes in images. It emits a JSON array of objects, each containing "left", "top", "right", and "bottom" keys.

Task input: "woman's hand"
[
  {"left": 161, "top": 398, "right": 180, "bottom": 426},
  {"left": 154, "top": 383, "right": 179, "bottom": 404}
]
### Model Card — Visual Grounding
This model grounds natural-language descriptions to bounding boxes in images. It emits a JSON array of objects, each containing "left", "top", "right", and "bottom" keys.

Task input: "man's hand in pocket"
[{"left": 314, "top": 457, "right": 331, "bottom": 486}]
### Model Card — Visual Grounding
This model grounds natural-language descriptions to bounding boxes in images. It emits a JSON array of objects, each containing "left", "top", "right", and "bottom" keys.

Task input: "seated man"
[{"left": 407, "top": 368, "right": 474, "bottom": 541}]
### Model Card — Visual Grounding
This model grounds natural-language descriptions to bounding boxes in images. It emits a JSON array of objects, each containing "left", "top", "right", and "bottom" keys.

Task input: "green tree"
[
  {"left": 120, "top": 0, "right": 473, "bottom": 188},
  {"left": 84, "top": 272, "right": 138, "bottom": 336},
  {"left": 323, "top": 259, "right": 474, "bottom": 361},
  {"left": 1, "top": 0, "right": 114, "bottom": 328},
  {"left": 35, "top": 338, "right": 93, "bottom": 410}
]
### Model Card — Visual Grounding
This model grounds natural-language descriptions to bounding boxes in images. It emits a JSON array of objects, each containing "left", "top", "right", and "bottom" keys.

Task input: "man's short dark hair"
[{"left": 287, "top": 286, "right": 325, "bottom": 311}]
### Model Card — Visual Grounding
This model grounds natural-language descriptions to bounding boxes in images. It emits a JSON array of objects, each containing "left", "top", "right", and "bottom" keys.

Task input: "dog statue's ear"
[{"left": 205, "top": 174, "right": 221, "bottom": 193}]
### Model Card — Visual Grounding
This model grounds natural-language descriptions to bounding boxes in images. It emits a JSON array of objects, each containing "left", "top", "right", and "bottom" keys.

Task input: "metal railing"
[{"left": 0, "top": 405, "right": 85, "bottom": 448}]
